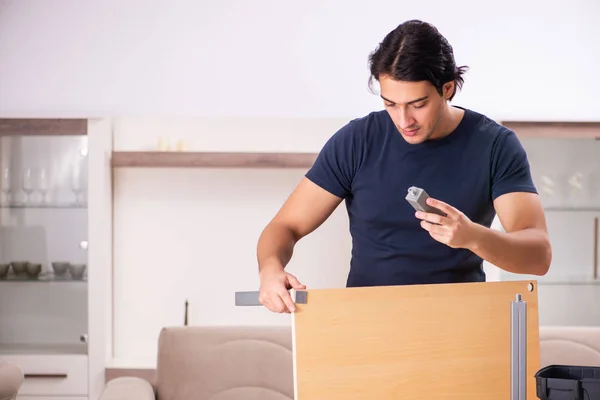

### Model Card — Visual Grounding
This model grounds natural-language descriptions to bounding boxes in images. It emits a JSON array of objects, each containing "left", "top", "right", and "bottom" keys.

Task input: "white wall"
[
  {"left": 110, "top": 118, "right": 355, "bottom": 366},
  {"left": 1, "top": 0, "right": 599, "bottom": 120},
  {"left": 1, "top": 0, "right": 599, "bottom": 367}
]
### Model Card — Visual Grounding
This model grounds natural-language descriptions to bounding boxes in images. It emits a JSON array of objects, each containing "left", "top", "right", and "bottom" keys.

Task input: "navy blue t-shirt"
[{"left": 305, "top": 107, "right": 537, "bottom": 287}]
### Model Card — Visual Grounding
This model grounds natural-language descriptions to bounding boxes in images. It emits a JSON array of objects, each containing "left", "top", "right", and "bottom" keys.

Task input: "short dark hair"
[{"left": 368, "top": 20, "right": 468, "bottom": 100}]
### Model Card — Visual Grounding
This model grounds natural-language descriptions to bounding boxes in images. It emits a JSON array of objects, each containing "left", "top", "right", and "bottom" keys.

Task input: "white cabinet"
[
  {"left": 0, "top": 118, "right": 113, "bottom": 400},
  {"left": 1, "top": 354, "right": 88, "bottom": 397}
]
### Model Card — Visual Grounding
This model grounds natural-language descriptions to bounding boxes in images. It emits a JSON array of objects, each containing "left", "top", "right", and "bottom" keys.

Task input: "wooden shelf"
[
  {"left": 111, "top": 151, "right": 318, "bottom": 168},
  {"left": 502, "top": 121, "right": 600, "bottom": 138},
  {"left": 0, "top": 118, "right": 87, "bottom": 136}
]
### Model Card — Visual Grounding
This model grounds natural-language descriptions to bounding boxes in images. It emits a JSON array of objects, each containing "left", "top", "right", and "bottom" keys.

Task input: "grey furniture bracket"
[
  {"left": 235, "top": 290, "right": 307, "bottom": 306},
  {"left": 511, "top": 293, "right": 527, "bottom": 400}
]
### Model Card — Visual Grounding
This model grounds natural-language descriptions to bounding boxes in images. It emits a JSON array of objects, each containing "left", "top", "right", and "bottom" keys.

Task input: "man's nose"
[{"left": 396, "top": 109, "right": 415, "bottom": 128}]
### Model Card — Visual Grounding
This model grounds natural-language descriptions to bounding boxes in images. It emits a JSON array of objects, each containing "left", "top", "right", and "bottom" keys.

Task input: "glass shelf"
[
  {"left": 0, "top": 342, "right": 87, "bottom": 355},
  {"left": 537, "top": 280, "right": 600, "bottom": 286},
  {"left": 544, "top": 207, "right": 600, "bottom": 212},
  {"left": 0, "top": 203, "right": 87, "bottom": 209},
  {"left": 500, "top": 273, "right": 600, "bottom": 285},
  {"left": 0, "top": 272, "right": 87, "bottom": 282}
]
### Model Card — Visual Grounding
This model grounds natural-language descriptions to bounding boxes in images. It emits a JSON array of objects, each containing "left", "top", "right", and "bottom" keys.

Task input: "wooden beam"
[
  {"left": 111, "top": 151, "right": 318, "bottom": 168},
  {"left": 0, "top": 118, "right": 87, "bottom": 136},
  {"left": 502, "top": 121, "right": 600, "bottom": 138}
]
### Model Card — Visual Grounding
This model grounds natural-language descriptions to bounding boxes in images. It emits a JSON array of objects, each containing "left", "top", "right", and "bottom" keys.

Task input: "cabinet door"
[
  {"left": 497, "top": 210, "right": 597, "bottom": 283},
  {"left": 0, "top": 131, "right": 89, "bottom": 360},
  {"left": 543, "top": 210, "right": 598, "bottom": 282},
  {"left": 537, "top": 283, "right": 600, "bottom": 326}
]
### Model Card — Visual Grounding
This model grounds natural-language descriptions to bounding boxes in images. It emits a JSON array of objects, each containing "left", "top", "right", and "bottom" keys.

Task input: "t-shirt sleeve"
[
  {"left": 490, "top": 129, "right": 538, "bottom": 200},
  {"left": 305, "top": 122, "right": 360, "bottom": 199}
]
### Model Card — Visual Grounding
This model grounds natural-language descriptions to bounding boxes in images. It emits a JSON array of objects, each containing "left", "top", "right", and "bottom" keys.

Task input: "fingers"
[
  {"left": 415, "top": 211, "right": 446, "bottom": 225},
  {"left": 428, "top": 232, "right": 450, "bottom": 246},
  {"left": 279, "top": 289, "right": 297, "bottom": 313},
  {"left": 259, "top": 287, "right": 302, "bottom": 313},
  {"left": 287, "top": 274, "right": 306, "bottom": 289},
  {"left": 420, "top": 219, "right": 449, "bottom": 236},
  {"left": 415, "top": 197, "right": 461, "bottom": 225},
  {"left": 259, "top": 273, "right": 306, "bottom": 314},
  {"left": 259, "top": 291, "right": 290, "bottom": 313},
  {"left": 425, "top": 197, "right": 457, "bottom": 217}
]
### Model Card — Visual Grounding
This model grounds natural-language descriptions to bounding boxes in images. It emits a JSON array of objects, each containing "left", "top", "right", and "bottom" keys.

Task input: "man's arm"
[
  {"left": 473, "top": 129, "right": 551, "bottom": 275},
  {"left": 419, "top": 192, "right": 552, "bottom": 275},
  {"left": 418, "top": 128, "right": 551, "bottom": 275},
  {"left": 257, "top": 120, "right": 358, "bottom": 313},
  {"left": 257, "top": 177, "right": 343, "bottom": 274},
  {"left": 418, "top": 192, "right": 552, "bottom": 276},
  {"left": 468, "top": 191, "right": 551, "bottom": 275},
  {"left": 256, "top": 177, "right": 343, "bottom": 313}
]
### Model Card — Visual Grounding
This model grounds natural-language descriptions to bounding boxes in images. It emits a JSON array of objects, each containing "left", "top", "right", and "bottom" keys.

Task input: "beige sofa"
[
  {"left": 0, "top": 361, "right": 24, "bottom": 400},
  {"left": 99, "top": 325, "right": 600, "bottom": 400},
  {"left": 539, "top": 326, "right": 600, "bottom": 367},
  {"left": 101, "top": 326, "right": 293, "bottom": 400}
]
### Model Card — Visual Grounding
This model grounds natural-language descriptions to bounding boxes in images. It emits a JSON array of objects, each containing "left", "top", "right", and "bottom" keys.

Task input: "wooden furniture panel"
[
  {"left": 292, "top": 281, "right": 539, "bottom": 399},
  {"left": 111, "top": 151, "right": 317, "bottom": 168}
]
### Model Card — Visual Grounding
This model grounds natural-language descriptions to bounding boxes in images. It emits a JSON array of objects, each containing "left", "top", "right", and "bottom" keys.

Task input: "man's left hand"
[{"left": 415, "top": 197, "right": 478, "bottom": 249}]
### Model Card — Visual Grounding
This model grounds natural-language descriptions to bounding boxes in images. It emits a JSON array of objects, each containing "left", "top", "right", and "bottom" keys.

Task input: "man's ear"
[{"left": 443, "top": 81, "right": 455, "bottom": 100}]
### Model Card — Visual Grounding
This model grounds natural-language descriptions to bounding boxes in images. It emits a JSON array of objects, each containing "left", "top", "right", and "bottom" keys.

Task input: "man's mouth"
[{"left": 402, "top": 128, "right": 420, "bottom": 137}]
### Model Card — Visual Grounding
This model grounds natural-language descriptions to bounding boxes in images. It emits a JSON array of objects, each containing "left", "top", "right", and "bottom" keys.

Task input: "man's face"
[{"left": 379, "top": 75, "right": 452, "bottom": 145}]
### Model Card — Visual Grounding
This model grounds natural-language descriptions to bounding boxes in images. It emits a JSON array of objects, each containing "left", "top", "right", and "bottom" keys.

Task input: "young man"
[{"left": 256, "top": 19, "right": 551, "bottom": 314}]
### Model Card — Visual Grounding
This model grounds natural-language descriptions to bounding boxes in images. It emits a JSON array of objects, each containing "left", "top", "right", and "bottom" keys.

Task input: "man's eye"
[
  {"left": 385, "top": 103, "right": 395, "bottom": 108},
  {"left": 413, "top": 102, "right": 426, "bottom": 109}
]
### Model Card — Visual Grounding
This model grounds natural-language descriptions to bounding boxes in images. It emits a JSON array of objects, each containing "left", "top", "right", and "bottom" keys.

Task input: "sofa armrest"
[
  {"left": 0, "top": 361, "right": 24, "bottom": 400},
  {"left": 99, "top": 377, "right": 155, "bottom": 400}
]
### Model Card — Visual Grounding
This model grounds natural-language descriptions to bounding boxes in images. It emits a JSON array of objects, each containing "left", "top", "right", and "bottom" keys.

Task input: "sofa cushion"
[
  {"left": 156, "top": 326, "right": 293, "bottom": 400},
  {"left": 540, "top": 326, "right": 600, "bottom": 368},
  {"left": 0, "top": 361, "right": 23, "bottom": 400},
  {"left": 99, "top": 377, "right": 155, "bottom": 400}
]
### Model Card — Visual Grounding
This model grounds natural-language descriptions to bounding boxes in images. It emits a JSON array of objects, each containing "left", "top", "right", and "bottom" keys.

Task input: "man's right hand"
[{"left": 258, "top": 268, "right": 306, "bottom": 313}]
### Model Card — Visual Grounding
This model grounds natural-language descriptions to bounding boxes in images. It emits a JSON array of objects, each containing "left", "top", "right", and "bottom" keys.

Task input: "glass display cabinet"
[
  {"left": 494, "top": 131, "right": 600, "bottom": 328},
  {"left": 0, "top": 118, "right": 94, "bottom": 399}
]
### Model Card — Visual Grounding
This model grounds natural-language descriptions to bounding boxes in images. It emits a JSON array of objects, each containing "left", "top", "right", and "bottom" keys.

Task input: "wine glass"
[
  {"left": 1, "top": 167, "right": 10, "bottom": 206},
  {"left": 38, "top": 168, "right": 49, "bottom": 205},
  {"left": 71, "top": 167, "right": 82, "bottom": 205},
  {"left": 22, "top": 168, "right": 33, "bottom": 204}
]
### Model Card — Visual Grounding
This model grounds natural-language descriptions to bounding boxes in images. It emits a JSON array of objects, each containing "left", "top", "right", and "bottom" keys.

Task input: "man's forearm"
[
  {"left": 257, "top": 222, "right": 298, "bottom": 273},
  {"left": 467, "top": 223, "right": 552, "bottom": 275}
]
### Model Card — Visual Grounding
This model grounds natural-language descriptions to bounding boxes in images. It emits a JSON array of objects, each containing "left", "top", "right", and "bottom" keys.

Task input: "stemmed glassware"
[
  {"left": 71, "top": 167, "right": 83, "bottom": 205},
  {"left": 1, "top": 167, "right": 10, "bottom": 206},
  {"left": 22, "top": 168, "right": 33, "bottom": 204},
  {"left": 38, "top": 168, "right": 49, "bottom": 205}
]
